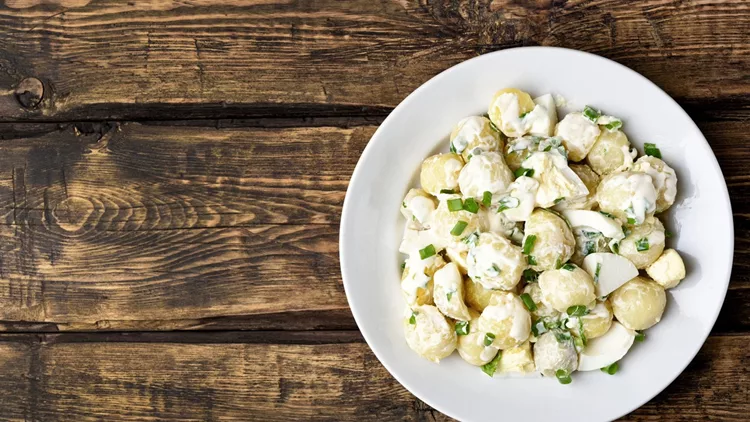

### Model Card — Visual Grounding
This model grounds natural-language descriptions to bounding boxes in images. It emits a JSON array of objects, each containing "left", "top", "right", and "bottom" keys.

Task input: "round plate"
[{"left": 339, "top": 47, "right": 733, "bottom": 422}]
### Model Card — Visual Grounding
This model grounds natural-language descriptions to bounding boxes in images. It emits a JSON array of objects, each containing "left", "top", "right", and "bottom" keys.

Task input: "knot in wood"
[{"left": 15, "top": 77, "right": 44, "bottom": 109}]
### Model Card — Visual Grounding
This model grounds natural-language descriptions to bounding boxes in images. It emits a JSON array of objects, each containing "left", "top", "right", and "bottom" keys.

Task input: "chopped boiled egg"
[
  {"left": 646, "top": 248, "right": 686, "bottom": 289},
  {"left": 577, "top": 321, "right": 635, "bottom": 371},
  {"left": 561, "top": 209, "right": 625, "bottom": 240},
  {"left": 582, "top": 253, "right": 639, "bottom": 297}
]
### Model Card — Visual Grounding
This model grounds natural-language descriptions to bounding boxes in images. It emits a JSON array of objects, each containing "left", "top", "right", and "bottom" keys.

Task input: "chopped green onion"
[
  {"left": 594, "top": 263, "right": 602, "bottom": 284},
  {"left": 601, "top": 362, "right": 619, "bottom": 375},
  {"left": 636, "top": 237, "right": 650, "bottom": 252},
  {"left": 419, "top": 244, "right": 436, "bottom": 260},
  {"left": 449, "top": 142, "right": 457, "bottom": 153},
  {"left": 463, "top": 198, "right": 479, "bottom": 214},
  {"left": 635, "top": 331, "right": 646, "bottom": 342},
  {"left": 531, "top": 320, "right": 546, "bottom": 337},
  {"left": 402, "top": 201, "right": 407, "bottom": 208},
  {"left": 583, "top": 105, "right": 601, "bottom": 123},
  {"left": 555, "top": 369, "right": 572, "bottom": 384},
  {"left": 401, "top": 262, "right": 406, "bottom": 271},
  {"left": 483, "top": 333, "right": 496, "bottom": 347},
  {"left": 455, "top": 320, "right": 469, "bottom": 336},
  {"left": 446, "top": 291, "right": 454, "bottom": 302},
  {"left": 514, "top": 167, "right": 534, "bottom": 178},
  {"left": 523, "top": 235, "right": 537, "bottom": 255},
  {"left": 520, "top": 111, "right": 530, "bottom": 118},
  {"left": 584, "top": 241, "right": 596, "bottom": 256},
  {"left": 599, "top": 211, "right": 616, "bottom": 219},
  {"left": 523, "top": 269, "right": 539, "bottom": 283},
  {"left": 488, "top": 120, "right": 501, "bottom": 134},
  {"left": 554, "top": 197, "right": 565, "bottom": 204},
  {"left": 567, "top": 305, "right": 589, "bottom": 317},
  {"left": 409, "top": 312, "right": 417, "bottom": 325},
  {"left": 627, "top": 217, "right": 636, "bottom": 225},
  {"left": 481, "top": 351, "right": 502, "bottom": 377},
  {"left": 555, "top": 256, "right": 563, "bottom": 269},
  {"left": 577, "top": 318, "right": 587, "bottom": 347},
  {"left": 665, "top": 230, "right": 673, "bottom": 238},
  {"left": 611, "top": 242, "right": 620, "bottom": 254},
  {"left": 440, "top": 189, "right": 456, "bottom": 194},
  {"left": 520, "top": 293, "right": 537, "bottom": 311},
  {"left": 482, "top": 191, "right": 492, "bottom": 207},
  {"left": 561, "top": 263, "right": 576, "bottom": 271},
  {"left": 486, "top": 263, "right": 501, "bottom": 277},
  {"left": 450, "top": 220, "right": 469, "bottom": 236},
  {"left": 527, "top": 255, "right": 537, "bottom": 266},
  {"left": 604, "top": 119, "right": 623, "bottom": 131},
  {"left": 554, "top": 329, "right": 572, "bottom": 344},
  {"left": 497, "top": 196, "right": 520, "bottom": 212},
  {"left": 447, "top": 198, "right": 464, "bottom": 212},
  {"left": 462, "top": 232, "right": 479, "bottom": 246},
  {"left": 644, "top": 143, "right": 662, "bottom": 159}
]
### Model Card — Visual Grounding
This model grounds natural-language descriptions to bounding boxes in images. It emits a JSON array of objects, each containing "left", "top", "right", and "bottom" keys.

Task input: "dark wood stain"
[{"left": 0, "top": 0, "right": 746, "bottom": 420}]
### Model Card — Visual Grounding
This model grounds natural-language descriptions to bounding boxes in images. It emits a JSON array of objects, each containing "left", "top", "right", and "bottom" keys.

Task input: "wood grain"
[
  {"left": 0, "top": 332, "right": 745, "bottom": 421},
  {"left": 0, "top": 0, "right": 747, "bottom": 120},
  {"left": 0, "top": 121, "right": 746, "bottom": 331}
]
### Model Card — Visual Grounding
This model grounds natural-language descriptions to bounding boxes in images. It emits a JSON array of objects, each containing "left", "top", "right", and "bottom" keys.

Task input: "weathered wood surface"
[
  {"left": 0, "top": 332, "right": 746, "bottom": 421},
  {"left": 0, "top": 0, "right": 747, "bottom": 120}
]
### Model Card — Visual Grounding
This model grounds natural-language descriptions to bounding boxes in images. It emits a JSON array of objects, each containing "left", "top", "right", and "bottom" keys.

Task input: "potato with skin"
[
  {"left": 533, "top": 331, "right": 578, "bottom": 377},
  {"left": 477, "top": 292, "right": 531, "bottom": 349},
  {"left": 632, "top": 156, "right": 678, "bottom": 213},
  {"left": 433, "top": 263, "right": 472, "bottom": 321},
  {"left": 430, "top": 196, "right": 481, "bottom": 250},
  {"left": 610, "top": 276, "right": 666, "bottom": 330},
  {"left": 450, "top": 116, "right": 502, "bottom": 162},
  {"left": 616, "top": 216, "right": 666, "bottom": 269},
  {"left": 404, "top": 305, "right": 457, "bottom": 363},
  {"left": 596, "top": 171, "right": 657, "bottom": 225},
  {"left": 400, "top": 188, "right": 437, "bottom": 229},
  {"left": 458, "top": 309, "right": 500, "bottom": 366},
  {"left": 539, "top": 265, "right": 597, "bottom": 312},
  {"left": 458, "top": 152, "right": 514, "bottom": 199},
  {"left": 586, "top": 130, "right": 636, "bottom": 176},
  {"left": 523, "top": 209, "right": 575, "bottom": 272},
  {"left": 554, "top": 163, "right": 599, "bottom": 210},
  {"left": 570, "top": 301, "right": 613, "bottom": 340},
  {"left": 420, "top": 153, "right": 464, "bottom": 196},
  {"left": 488, "top": 88, "right": 536, "bottom": 138},
  {"left": 466, "top": 232, "right": 526, "bottom": 291}
]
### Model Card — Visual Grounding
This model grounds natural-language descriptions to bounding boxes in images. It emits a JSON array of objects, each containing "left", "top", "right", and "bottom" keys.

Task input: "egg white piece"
[
  {"left": 561, "top": 210, "right": 625, "bottom": 240},
  {"left": 582, "top": 253, "right": 639, "bottom": 297},
  {"left": 578, "top": 321, "right": 635, "bottom": 371}
]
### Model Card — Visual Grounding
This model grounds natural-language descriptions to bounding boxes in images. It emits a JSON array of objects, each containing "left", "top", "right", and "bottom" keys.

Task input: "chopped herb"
[
  {"left": 523, "top": 235, "right": 537, "bottom": 255},
  {"left": 401, "top": 262, "right": 406, "bottom": 271},
  {"left": 450, "top": 220, "right": 469, "bottom": 236},
  {"left": 488, "top": 120, "right": 501, "bottom": 134},
  {"left": 463, "top": 198, "right": 480, "bottom": 214},
  {"left": 555, "top": 256, "right": 563, "bottom": 269},
  {"left": 599, "top": 211, "right": 616, "bottom": 219},
  {"left": 644, "top": 143, "right": 662, "bottom": 159},
  {"left": 447, "top": 198, "right": 464, "bottom": 212},
  {"left": 409, "top": 312, "right": 417, "bottom": 325},
  {"left": 520, "top": 111, "right": 530, "bottom": 118},
  {"left": 604, "top": 119, "right": 623, "bottom": 131},
  {"left": 449, "top": 141, "right": 457, "bottom": 153},
  {"left": 514, "top": 167, "right": 534, "bottom": 178},
  {"left": 412, "top": 215, "right": 416, "bottom": 221},
  {"left": 582, "top": 230, "right": 601, "bottom": 239},
  {"left": 520, "top": 293, "right": 537, "bottom": 311},
  {"left": 402, "top": 201, "right": 407, "bottom": 208},
  {"left": 594, "top": 262, "right": 602, "bottom": 284},
  {"left": 531, "top": 320, "right": 547, "bottom": 337},
  {"left": 567, "top": 305, "right": 589, "bottom": 317},
  {"left": 440, "top": 189, "right": 456, "bottom": 194},
  {"left": 611, "top": 242, "right": 620, "bottom": 254},
  {"left": 497, "top": 196, "right": 520, "bottom": 212},
  {"left": 601, "top": 362, "right": 619, "bottom": 375},
  {"left": 523, "top": 269, "right": 539, "bottom": 283},
  {"left": 455, "top": 321, "right": 470, "bottom": 336},
  {"left": 527, "top": 255, "right": 537, "bottom": 266},
  {"left": 583, "top": 105, "right": 601, "bottom": 123},
  {"left": 577, "top": 318, "right": 587, "bottom": 347},
  {"left": 636, "top": 237, "right": 650, "bottom": 252},
  {"left": 554, "top": 329, "right": 572, "bottom": 344},
  {"left": 462, "top": 232, "right": 479, "bottom": 246},
  {"left": 635, "top": 331, "right": 646, "bottom": 342},
  {"left": 555, "top": 369, "right": 572, "bottom": 384},
  {"left": 627, "top": 217, "right": 636, "bottom": 225},
  {"left": 486, "top": 263, "right": 501, "bottom": 277},
  {"left": 623, "top": 225, "right": 632, "bottom": 237},
  {"left": 584, "top": 241, "right": 596, "bottom": 255},
  {"left": 665, "top": 230, "right": 673, "bottom": 238},
  {"left": 561, "top": 263, "right": 576, "bottom": 271},
  {"left": 483, "top": 333, "right": 496, "bottom": 347},
  {"left": 419, "top": 244, "right": 436, "bottom": 260},
  {"left": 543, "top": 144, "right": 552, "bottom": 152},
  {"left": 446, "top": 291, "right": 454, "bottom": 302},
  {"left": 554, "top": 197, "right": 565, "bottom": 204},
  {"left": 573, "top": 335, "right": 584, "bottom": 349},
  {"left": 481, "top": 351, "right": 502, "bottom": 377},
  {"left": 482, "top": 191, "right": 492, "bottom": 207}
]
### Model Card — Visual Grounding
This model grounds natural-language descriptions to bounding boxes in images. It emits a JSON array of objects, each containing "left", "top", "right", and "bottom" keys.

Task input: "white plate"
[{"left": 339, "top": 47, "right": 733, "bottom": 422}]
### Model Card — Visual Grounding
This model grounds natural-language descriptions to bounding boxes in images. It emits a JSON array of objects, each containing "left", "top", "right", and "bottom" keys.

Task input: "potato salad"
[{"left": 398, "top": 88, "right": 686, "bottom": 384}]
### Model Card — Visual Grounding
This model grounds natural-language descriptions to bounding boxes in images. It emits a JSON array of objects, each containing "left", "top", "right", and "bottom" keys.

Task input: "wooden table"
[{"left": 0, "top": 1, "right": 747, "bottom": 420}]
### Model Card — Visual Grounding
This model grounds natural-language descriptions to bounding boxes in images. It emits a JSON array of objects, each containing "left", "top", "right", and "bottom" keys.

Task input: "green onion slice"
[
  {"left": 463, "top": 198, "right": 479, "bottom": 214},
  {"left": 561, "top": 263, "right": 576, "bottom": 271},
  {"left": 409, "top": 312, "right": 417, "bottom": 325},
  {"left": 523, "top": 269, "right": 539, "bottom": 283},
  {"left": 601, "top": 362, "right": 618, "bottom": 375},
  {"left": 455, "top": 320, "right": 469, "bottom": 336},
  {"left": 482, "top": 191, "right": 492, "bottom": 207},
  {"left": 636, "top": 237, "right": 650, "bottom": 252},
  {"left": 555, "top": 369, "right": 572, "bottom": 384},
  {"left": 447, "top": 198, "right": 463, "bottom": 212},
  {"left": 439, "top": 189, "right": 456, "bottom": 194},
  {"left": 450, "top": 220, "right": 468, "bottom": 236},
  {"left": 583, "top": 105, "right": 601, "bottom": 122},
  {"left": 604, "top": 119, "right": 623, "bottom": 131},
  {"left": 520, "top": 293, "right": 537, "bottom": 311},
  {"left": 567, "top": 305, "right": 589, "bottom": 317},
  {"left": 483, "top": 333, "right": 496, "bottom": 347},
  {"left": 523, "top": 235, "right": 537, "bottom": 255},
  {"left": 481, "top": 351, "right": 502, "bottom": 377},
  {"left": 594, "top": 262, "right": 602, "bottom": 284},
  {"left": 419, "top": 244, "right": 436, "bottom": 260},
  {"left": 635, "top": 331, "right": 646, "bottom": 342},
  {"left": 497, "top": 196, "right": 521, "bottom": 212},
  {"left": 514, "top": 167, "right": 534, "bottom": 178},
  {"left": 644, "top": 143, "right": 662, "bottom": 159},
  {"left": 527, "top": 255, "right": 537, "bottom": 266}
]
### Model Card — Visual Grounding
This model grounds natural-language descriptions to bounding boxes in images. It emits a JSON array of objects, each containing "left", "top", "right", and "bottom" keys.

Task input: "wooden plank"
[
  {"left": 0, "top": 120, "right": 745, "bottom": 331},
  {"left": 0, "top": 0, "right": 747, "bottom": 121},
  {"left": 0, "top": 332, "right": 746, "bottom": 421}
]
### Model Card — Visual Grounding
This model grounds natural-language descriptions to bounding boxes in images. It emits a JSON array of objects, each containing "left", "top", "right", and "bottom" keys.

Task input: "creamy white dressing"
[
  {"left": 555, "top": 112, "right": 601, "bottom": 160},
  {"left": 492, "top": 93, "right": 526, "bottom": 135},
  {"left": 636, "top": 159, "right": 677, "bottom": 204},
  {"left": 442, "top": 157, "right": 464, "bottom": 187},
  {"left": 408, "top": 196, "right": 435, "bottom": 226},
  {"left": 502, "top": 176, "right": 539, "bottom": 222},
  {"left": 458, "top": 152, "right": 512, "bottom": 197},
  {"left": 522, "top": 151, "right": 589, "bottom": 208},
  {"left": 451, "top": 116, "right": 496, "bottom": 154},
  {"left": 482, "top": 295, "right": 531, "bottom": 341},
  {"left": 401, "top": 254, "right": 433, "bottom": 302},
  {"left": 602, "top": 172, "right": 657, "bottom": 224},
  {"left": 480, "top": 345, "right": 499, "bottom": 362}
]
